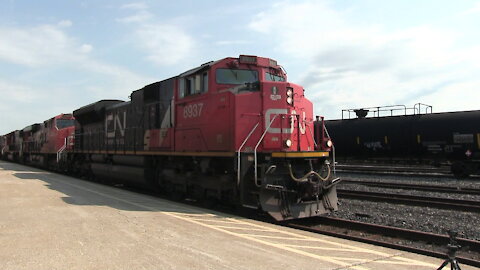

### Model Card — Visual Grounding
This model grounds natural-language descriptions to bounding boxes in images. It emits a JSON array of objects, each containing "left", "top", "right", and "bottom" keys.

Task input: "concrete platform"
[{"left": 0, "top": 161, "right": 477, "bottom": 270}]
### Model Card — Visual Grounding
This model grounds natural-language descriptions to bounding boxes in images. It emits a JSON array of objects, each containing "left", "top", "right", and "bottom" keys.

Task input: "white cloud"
[
  {"left": 0, "top": 80, "right": 44, "bottom": 132},
  {"left": 215, "top": 40, "right": 250, "bottom": 46},
  {"left": 0, "top": 25, "right": 72, "bottom": 67},
  {"left": 121, "top": 2, "right": 148, "bottom": 10},
  {"left": 117, "top": 2, "right": 152, "bottom": 23},
  {"left": 0, "top": 80, "right": 38, "bottom": 104},
  {"left": 248, "top": 1, "right": 480, "bottom": 119},
  {"left": 0, "top": 24, "right": 150, "bottom": 89},
  {"left": 136, "top": 24, "right": 193, "bottom": 65},
  {"left": 80, "top": 44, "right": 93, "bottom": 53},
  {"left": 117, "top": 9, "right": 152, "bottom": 23},
  {"left": 461, "top": 2, "right": 480, "bottom": 15},
  {"left": 118, "top": 3, "right": 194, "bottom": 66},
  {"left": 421, "top": 80, "right": 480, "bottom": 113},
  {"left": 0, "top": 23, "right": 153, "bottom": 134},
  {"left": 58, "top": 20, "right": 72, "bottom": 28}
]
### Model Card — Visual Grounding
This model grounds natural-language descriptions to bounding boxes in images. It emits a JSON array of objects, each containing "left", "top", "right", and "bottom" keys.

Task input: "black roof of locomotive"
[{"left": 73, "top": 99, "right": 124, "bottom": 124}]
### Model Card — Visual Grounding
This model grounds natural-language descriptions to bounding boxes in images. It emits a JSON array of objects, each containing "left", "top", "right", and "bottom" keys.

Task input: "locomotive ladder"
[
  {"left": 237, "top": 122, "right": 260, "bottom": 186},
  {"left": 236, "top": 114, "right": 278, "bottom": 209},
  {"left": 56, "top": 137, "right": 69, "bottom": 163},
  {"left": 254, "top": 114, "right": 279, "bottom": 187},
  {"left": 236, "top": 115, "right": 278, "bottom": 184}
]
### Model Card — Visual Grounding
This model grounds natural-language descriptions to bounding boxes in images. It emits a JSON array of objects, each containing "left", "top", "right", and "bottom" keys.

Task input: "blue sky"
[{"left": 1, "top": 0, "right": 479, "bottom": 134}]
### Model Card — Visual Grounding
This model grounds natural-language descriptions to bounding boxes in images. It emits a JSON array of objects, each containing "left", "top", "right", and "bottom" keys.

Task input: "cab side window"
[{"left": 179, "top": 72, "right": 208, "bottom": 98}]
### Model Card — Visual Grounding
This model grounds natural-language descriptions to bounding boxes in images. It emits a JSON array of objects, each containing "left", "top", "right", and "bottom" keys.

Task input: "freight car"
[
  {"left": 1, "top": 55, "right": 339, "bottom": 221},
  {"left": 325, "top": 105, "right": 480, "bottom": 178}
]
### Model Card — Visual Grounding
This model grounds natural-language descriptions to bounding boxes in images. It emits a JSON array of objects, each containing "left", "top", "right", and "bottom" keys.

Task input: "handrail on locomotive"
[
  {"left": 237, "top": 122, "right": 260, "bottom": 186},
  {"left": 254, "top": 114, "right": 279, "bottom": 187}
]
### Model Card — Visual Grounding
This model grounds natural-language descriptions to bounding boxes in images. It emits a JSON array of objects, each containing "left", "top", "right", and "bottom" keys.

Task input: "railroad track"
[
  {"left": 335, "top": 164, "right": 480, "bottom": 178},
  {"left": 337, "top": 189, "right": 480, "bottom": 212},
  {"left": 342, "top": 179, "right": 480, "bottom": 195},
  {"left": 285, "top": 216, "right": 480, "bottom": 268},
  {"left": 335, "top": 163, "right": 451, "bottom": 175}
]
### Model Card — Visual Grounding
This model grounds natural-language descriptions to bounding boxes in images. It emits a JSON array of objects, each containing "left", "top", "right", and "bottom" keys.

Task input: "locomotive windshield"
[
  {"left": 265, "top": 72, "right": 285, "bottom": 82},
  {"left": 56, "top": 119, "right": 75, "bottom": 129},
  {"left": 216, "top": 69, "right": 258, "bottom": 85}
]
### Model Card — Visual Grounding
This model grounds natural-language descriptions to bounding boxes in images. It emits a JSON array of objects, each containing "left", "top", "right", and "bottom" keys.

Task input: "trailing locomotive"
[
  {"left": 1, "top": 55, "right": 339, "bottom": 221},
  {"left": 0, "top": 114, "right": 75, "bottom": 167},
  {"left": 325, "top": 105, "right": 480, "bottom": 178}
]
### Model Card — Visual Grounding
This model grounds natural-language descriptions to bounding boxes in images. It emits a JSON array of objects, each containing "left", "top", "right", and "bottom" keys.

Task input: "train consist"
[
  {"left": 0, "top": 114, "right": 75, "bottom": 168},
  {"left": 0, "top": 55, "right": 339, "bottom": 221},
  {"left": 325, "top": 105, "right": 480, "bottom": 177}
]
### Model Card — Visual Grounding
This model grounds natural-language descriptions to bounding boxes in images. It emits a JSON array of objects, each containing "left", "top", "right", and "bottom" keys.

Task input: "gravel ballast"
[{"left": 333, "top": 172, "right": 480, "bottom": 241}]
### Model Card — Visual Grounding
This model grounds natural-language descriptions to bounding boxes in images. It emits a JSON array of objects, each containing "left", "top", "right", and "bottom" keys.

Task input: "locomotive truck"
[{"left": 1, "top": 55, "right": 339, "bottom": 221}]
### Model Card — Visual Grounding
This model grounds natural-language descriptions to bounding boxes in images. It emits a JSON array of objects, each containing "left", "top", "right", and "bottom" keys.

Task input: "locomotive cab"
[
  {"left": 200, "top": 55, "right": 339, "bottom": 220},
  {"left": 166, "top": 55, "right": 339, "bottom": 220}
]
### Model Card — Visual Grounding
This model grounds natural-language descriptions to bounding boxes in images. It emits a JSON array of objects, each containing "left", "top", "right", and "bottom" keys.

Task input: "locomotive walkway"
[{"left": 1, "top": 161, "right": 478, "bottom": 270}]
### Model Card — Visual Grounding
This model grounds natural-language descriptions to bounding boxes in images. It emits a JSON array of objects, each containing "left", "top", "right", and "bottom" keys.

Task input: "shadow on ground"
[{"left": 1, "top": 160, "right": 218, "bottom": 217}]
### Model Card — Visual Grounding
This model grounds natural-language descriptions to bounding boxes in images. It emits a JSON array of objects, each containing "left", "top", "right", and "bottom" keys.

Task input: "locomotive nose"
[{"left": 258, "top": 161, "right": 339, "bottom": 221}]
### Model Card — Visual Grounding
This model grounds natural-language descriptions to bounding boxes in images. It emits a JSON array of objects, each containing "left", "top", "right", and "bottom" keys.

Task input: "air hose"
[{"left": 287, "top": 163, "right": 331, "bottom": 183}]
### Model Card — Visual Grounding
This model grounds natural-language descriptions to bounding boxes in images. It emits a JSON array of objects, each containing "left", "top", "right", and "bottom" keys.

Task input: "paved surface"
[{"left": 0, "top": 161, "right": 478, "bottom": 270}]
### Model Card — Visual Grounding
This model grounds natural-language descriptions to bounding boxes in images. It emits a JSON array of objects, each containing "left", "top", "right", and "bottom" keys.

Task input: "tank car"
[
  {"left": 325, "top": 105, "right": 480, "bottom": 178},
  {"left": 70, "top": 55, "right": 339, "bottom": 220}
]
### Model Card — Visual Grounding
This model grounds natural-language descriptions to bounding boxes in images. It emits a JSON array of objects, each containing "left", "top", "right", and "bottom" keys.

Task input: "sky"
[{"left": 1, "top": 0, "right": 480, "bottom": 134}]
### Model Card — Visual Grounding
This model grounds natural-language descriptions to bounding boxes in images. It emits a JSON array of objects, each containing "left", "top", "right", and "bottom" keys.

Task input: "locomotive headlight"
[
  {"left": 285, "top": 139, "right": 292, "bottom": 148},
  {"left": 286, "top": 88, "right": 293, "bottom": 96},
  {"left": 326, "top": 140, "right": 333, "bottom": 147},
  {"left": 286, "top": 87, "right": 294, "bottom": 105}
]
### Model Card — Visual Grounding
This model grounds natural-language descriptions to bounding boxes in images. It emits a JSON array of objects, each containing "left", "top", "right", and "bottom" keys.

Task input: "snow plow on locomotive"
[{"left": 2, "top": 55, "right": 339, "bottom": 221}]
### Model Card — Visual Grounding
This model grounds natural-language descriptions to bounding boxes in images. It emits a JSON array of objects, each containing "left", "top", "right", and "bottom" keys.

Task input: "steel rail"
[
  {"left": 285, "top": 216, "right": 480, "bottom": 268},
  {"left": 334, "top": 163, "right": 455, "bottom": 176},
  {"left": 342, "top": 179, "right": 480, "bottom": 195},
  {"left": 337, "top": 189, "right": 480, "bottom": 212}
]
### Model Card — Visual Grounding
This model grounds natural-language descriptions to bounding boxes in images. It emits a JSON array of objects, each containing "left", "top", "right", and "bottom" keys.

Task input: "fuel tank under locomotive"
[{"left": 89, "top": 155, "right": 154, "bottom": 187}]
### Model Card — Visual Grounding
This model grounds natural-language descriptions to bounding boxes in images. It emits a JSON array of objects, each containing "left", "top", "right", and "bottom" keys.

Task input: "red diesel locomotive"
[
  {"left": 2, "top": 55, "right": 339, "bottom": 221},
  {"left": 0, "top": 114, "right": 75, "bottom": 167}
]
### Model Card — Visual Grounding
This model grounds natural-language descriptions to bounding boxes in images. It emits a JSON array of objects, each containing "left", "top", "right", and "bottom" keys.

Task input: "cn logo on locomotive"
[
  {"left": 265, "top": 109, "right": 306, "bottom": 134},
  {"left": 105, "top": 112, "right": 126, "bottom": 138}
]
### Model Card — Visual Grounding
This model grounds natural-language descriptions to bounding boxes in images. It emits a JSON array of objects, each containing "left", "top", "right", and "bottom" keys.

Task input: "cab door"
[{"left": 175, "top": 71, "right": 210, "bottom": 152}]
